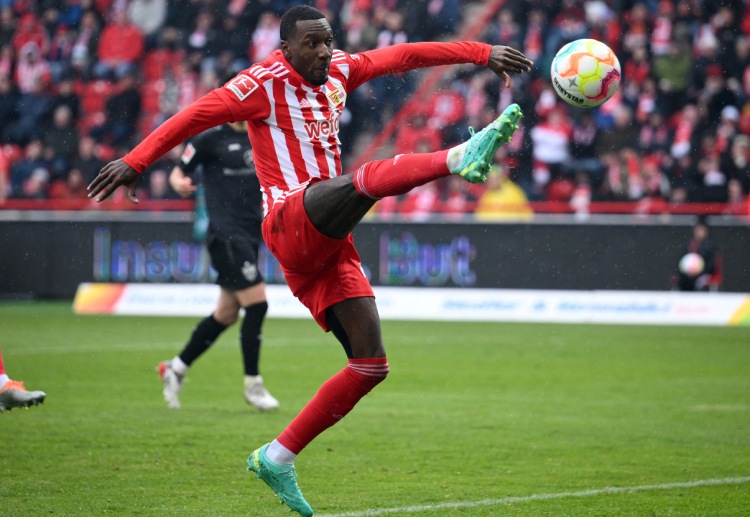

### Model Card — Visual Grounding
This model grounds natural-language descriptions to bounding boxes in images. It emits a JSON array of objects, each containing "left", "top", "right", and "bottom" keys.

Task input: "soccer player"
[
  {"left": 0, "top": 348, "right": 46, "bottom": 412},
  {"left": 158, "top": 120, "right": 278, "bottom": 411},
  {"left": 88, "top": 6, "right": 532, "bottom": 515}
]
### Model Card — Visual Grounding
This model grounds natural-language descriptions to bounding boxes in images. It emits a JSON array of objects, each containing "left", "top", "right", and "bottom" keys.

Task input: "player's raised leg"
[
  {"left": 447, "top": 103, "right": 523, "bottom": 183},
  {"left": 308, "top": 104, "right": 523, "bottom": 240}
]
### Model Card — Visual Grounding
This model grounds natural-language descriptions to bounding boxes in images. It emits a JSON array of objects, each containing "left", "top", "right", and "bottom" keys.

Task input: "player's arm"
[
  {"left": 88, "top": 90, "right": 235, "bottom": 202},
  {"left": 347, "top": 41, "right": 533, "bottom": 91}
]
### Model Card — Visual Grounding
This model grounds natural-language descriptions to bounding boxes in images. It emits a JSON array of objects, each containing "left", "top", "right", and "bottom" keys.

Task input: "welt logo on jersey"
[
  {"left": 304, "top": 112, "right": 341, "bottom": 139},
  {"left": 226, "top": 74, "right": 258, "bottom": 101}
]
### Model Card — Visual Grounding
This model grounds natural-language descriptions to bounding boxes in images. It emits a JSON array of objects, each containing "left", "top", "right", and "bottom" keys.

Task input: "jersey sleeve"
[
  {"left": 123, "top": 73, "right": 271, "bottom": 173},
  {"left": 345, "top": 41, "right": 491, "bottom": 92},
  {"left": 123, "top": 90, "right": 234, "bottom": 173}
]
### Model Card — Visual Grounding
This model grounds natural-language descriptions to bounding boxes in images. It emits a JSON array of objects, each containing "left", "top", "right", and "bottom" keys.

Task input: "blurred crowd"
[{"left": 0, "top": 0, "right": 748, "bottom": 217}]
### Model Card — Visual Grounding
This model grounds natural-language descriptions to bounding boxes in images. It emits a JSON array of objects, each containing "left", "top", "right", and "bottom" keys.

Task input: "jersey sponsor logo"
[
  {"left": 226, "top": 74, "right": 259, "bottom": 101},
  {"left": 326, "top": 86, "right": 345, "bottom": 106},
  {"left": 228, "top": 143, "right": 242, "bottom": 151},
  {"left": 222, "top": 167, "right": 253, "bottom": 176},
  {"left": 304, "top": 112, "right": 341, "bottom": 139},
  {"left": 181, "top": 143, "right": 196, "bottom": 165}
]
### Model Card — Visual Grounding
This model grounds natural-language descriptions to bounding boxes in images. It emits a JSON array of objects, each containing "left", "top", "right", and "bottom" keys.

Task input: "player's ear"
[{"left": 281, "top": 40, "right": 291, "bottom": 59}]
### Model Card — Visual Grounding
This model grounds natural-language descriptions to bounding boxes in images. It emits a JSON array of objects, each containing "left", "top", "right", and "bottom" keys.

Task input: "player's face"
[{"left": 282, "top": 18, "right": 333, "bottom": 86}]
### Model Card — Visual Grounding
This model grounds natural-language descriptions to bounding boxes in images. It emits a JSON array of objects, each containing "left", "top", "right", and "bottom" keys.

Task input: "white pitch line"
[{"left": 316, "top": 476, "right": 750, "bottom": 517}]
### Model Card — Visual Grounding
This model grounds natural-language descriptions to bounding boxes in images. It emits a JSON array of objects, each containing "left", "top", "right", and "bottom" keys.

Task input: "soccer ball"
[
  {"left": 550, "top": 39, "right": 621, "bottom": 108},
  {"left": 679, "top": 253, "right": 705, "bottom": 277}
]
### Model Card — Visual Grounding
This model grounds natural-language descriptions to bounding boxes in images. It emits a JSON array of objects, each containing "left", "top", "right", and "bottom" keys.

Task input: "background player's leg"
[
  {"left": 234, "top": 283, "right": 278, "bottom": 410},
  {"left": 158, "top": 288, "right": 236, "bottom": 408},
  {"left": 181, "top": 288, "right": 238, "bottom": 365}
]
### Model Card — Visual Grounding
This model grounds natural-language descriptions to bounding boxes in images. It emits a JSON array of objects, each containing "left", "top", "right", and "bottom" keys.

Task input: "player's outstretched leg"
[
  {"left": 449, "top": 103, "right": 523, "bottom": 183},
  {"left": 247, "top": 443, "right": 313, "bottom": 517},
  {"left": 157, "top": 361, "right": 184, "bottom": 409},
  {"left": 0, "top": 380, "right": 46, "bottom": 412}
]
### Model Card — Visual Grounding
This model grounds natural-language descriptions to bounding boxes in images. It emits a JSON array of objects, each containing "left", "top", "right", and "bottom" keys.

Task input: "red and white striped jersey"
[{"left": 124, "top": 42, "right": 491, "bottom": 215}]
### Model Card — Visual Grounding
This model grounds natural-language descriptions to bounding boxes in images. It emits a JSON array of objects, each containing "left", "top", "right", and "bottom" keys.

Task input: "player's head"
[{"left": 280, "top": 5, "right": 332, "bottom": 86}]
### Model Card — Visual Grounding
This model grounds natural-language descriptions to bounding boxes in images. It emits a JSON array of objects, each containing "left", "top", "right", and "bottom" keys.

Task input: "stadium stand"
[{"left": 0, "top": 0, "right": 747, "bottom": 218}]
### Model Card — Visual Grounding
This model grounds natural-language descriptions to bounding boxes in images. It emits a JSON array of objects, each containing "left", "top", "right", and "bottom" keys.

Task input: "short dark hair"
[{"left": 280, "top": 5, "right": 326, "bottom": 41}]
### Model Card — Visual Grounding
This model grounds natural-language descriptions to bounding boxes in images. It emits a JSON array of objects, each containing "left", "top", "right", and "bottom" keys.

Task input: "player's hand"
[
  {"left": 170, "top": 173, "right": 196, "bottom": 198},
  {"left": 87, "top": 159, "right": 141, "bottom": 203},
  {"left": 487, "top": 45, "right": 534, "bottom": 88}
]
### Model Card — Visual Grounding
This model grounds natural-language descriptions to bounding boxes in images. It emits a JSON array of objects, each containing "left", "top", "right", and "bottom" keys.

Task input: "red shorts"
[{"left": 261, "top": 188, "right": 374, "bottom": 331}]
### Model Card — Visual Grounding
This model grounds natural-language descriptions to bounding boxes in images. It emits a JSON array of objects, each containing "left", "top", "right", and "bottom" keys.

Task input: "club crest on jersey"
[
  {"left": 242, "top": 261, "right": 258, "bottom": 282},
  {"left": 226, "top": 74, "right": 258, "bottom": 101},
  {"left": 326, "top": 86, "right": 345, "bottom": 107}
]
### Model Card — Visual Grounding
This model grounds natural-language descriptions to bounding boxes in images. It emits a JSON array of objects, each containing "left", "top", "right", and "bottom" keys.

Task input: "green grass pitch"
[{"left": 1, "top": 301, "right": 748, "bottom": 516}]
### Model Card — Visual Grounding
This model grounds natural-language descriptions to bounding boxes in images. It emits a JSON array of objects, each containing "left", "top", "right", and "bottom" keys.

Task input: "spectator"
[
  {"left": 70, "top": 9, "right": 101, "bottom": 79},
  {"left": 638, "top": 110, "right": 671, "bottom": 156},
  {"left": 394, "top": 108, "right": 442, "bottom": 156},
  {"left": 594, "top": 104, "right": 639, "bottom": 157},
  {"left": 127, "top": 0, "right": 167, "bottom": 49},
  {"left": 426, "top": 79, "right": 466, "bottom": 145},
  {"left": 530, "top": 106, "right": 572, "bottom": 192},
  {"left": 695, "top": 153, "right": 729, "bottom": 203},
  {"left": 49, "top": 166, "right": 88, "bottom": 199},
  {"left": 11, "top": 12, "right": 48, "bottom": 58},
  {"left": 699, "top": 65, "right": 739, "bottom": 126},
  {"left": 48, "top": 76, "right": 81, "bottom": 125},
  {"left": 43, "top": 104, "right": 79, "bottom": 179},
  {"left": 721, "top": 134, "right": 750, "bottom": 195},
  {"left": 89, "top": 72, "right": 141, "bottom": 147},
  {"left": 369, "top": 9, "right": 412, "bottom": 129},
  {"left": 250, "top": 11, "right": 280, "bottom": 63},
  {"left": 0, "top": 73, "right": 19, "bottom": 139},
  {"left": 475, "top": 165, "right": 533, "bottom": 221},
  {"left": 5, "top": 55, "right": 50, "bottom": 145},
  {"left": 94, "top": 5, "right": 144, "bottom": 79},
  {"left": 47, "top": 23, "right": 75, "bottom": 82},
  {"left": 72, "top": 136, "right": 106, "bottom": 184},
  {"left": 666, "top": 154, "right": 696, "bottom": 204},
  {"left": 0, "top": 42, "right": 12, "bottom": 77},
  {"left": 0, "top": 8, "right": 16, "bottom": 48},
  {"left": 652, "top": 41, "right": 693, "bottom": 117},
  {"left": 145, "top": 168, "right": 180, "bottom": 200},
  {"left": 14, "top": 41, "right": 51, "bottom": 94},
  {"left": 9, "top": 138, "right": 50, "bottom": 199}
]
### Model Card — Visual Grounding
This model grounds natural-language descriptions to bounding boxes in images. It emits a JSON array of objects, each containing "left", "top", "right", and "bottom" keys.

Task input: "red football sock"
[
  {"left": 277, "top": 357, "right": 389, "bottom": 454},
  {"left": 353, "top": 150, "right": 450, "bottom": 199}
]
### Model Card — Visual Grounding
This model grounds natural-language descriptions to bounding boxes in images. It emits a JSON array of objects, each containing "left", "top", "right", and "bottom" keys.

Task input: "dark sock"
[
  {"left": 178, "top": 315, "right": 228, "bottom": 366},
  {"left": 241, "top": 301, "right": 268, "bottom": 376}
]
